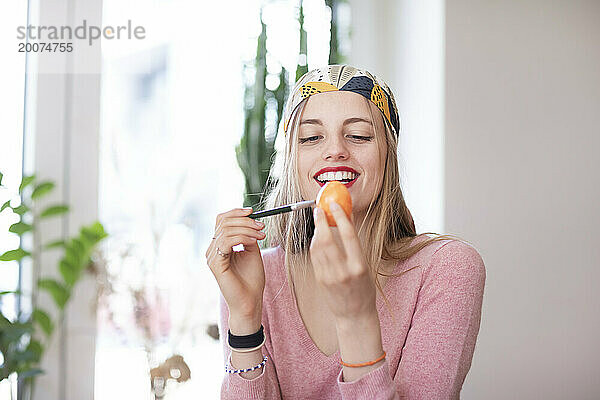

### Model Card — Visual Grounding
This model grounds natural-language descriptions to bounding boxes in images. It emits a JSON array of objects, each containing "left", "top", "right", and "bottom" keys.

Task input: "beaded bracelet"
[{"left": 225, "top": 354, "right": 268, "bottom": 374}]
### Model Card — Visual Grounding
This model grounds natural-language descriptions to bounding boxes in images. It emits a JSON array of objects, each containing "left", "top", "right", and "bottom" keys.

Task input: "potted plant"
[{"left": 0, "top": 171, "right": 107, "bottom": 399}]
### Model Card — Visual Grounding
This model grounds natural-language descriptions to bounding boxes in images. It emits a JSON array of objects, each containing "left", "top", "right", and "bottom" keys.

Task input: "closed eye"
[
  {"left": 299, "top": 136, "right": 320, "bottom": 144},
  {"left": 299, "top": 135, "right": 373, "bottom": 144},
  {"left": 348, "top": 135, "right": 374, "bottom": 141}
]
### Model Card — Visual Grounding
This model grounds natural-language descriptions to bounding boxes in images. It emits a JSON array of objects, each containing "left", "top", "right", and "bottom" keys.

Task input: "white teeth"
[{"left": 316, "top": 171, "right": 358, "bottom": 182}]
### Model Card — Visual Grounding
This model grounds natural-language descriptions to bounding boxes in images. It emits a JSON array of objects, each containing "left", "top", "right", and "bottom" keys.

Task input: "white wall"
[
  {"left": 348, "top": 0, "right": 445, "bottom": 234},
  {"left": 445, "top": 1, "right": 600, "bottom": 398},
  {"left": 351, "top": 0, "right": 600, "bottom": 398}
]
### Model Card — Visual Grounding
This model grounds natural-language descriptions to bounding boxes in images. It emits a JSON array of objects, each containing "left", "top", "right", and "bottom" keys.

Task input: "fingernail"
[{"left": 329, "top": 201, "right": 340, "bottom": 210}]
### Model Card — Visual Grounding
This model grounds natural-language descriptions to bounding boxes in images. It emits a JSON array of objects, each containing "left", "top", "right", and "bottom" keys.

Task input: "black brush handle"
[
  {"left": 248, "top": 205, "right": 293, "bottom": 219},
  {"left": 248, "top": 200, "right": 315, "bottom": 219}
]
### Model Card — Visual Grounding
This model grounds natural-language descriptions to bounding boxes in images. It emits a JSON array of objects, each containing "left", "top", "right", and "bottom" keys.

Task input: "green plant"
[
  {"left": 326, "top": 0, "right": 347, "bottom": 65},
  {"left": 236, "top": 10, "right": 271, "bottom": 209},
  {"left": 0, "top": 171, "right": 107, "bottom": 393},
  {"left": 296, "top": 1, "right": 308, "bottom": 81},
  {"left": 235, "top": 0, "right": 347, "bottom": 210}
]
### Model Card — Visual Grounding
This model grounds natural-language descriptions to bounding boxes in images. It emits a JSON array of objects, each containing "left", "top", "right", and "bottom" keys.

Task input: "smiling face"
[{"left": 295, "top": 91, "right": 388, "bottom": 224}]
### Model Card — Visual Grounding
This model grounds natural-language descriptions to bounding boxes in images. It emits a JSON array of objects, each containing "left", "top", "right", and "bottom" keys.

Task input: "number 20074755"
[{"left": 18, "top": 42, "right": 73, "bottom": 53}]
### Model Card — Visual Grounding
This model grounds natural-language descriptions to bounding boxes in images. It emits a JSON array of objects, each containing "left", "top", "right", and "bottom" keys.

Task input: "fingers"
[
  {"left": 205, "top": 207, "right": 265, "bottom": 270},
  {"left": 311, "top": 207, "right": 344, "bottom": 282},
  {"left": 206, "top": 234, "right": 260, "bottom": 275},
  {"left": 211, "top": 207, "right": 265, "bottom": 246},
  {"left": 206, "top": 228, "right": 264, "bottom": 257},
  {"left": 206, "top": 225, "right": 265, "bottom": 257},
  {"left": 216, "top": 234, "right": 261, "bottom": 253},
  {"left": 214, "top": 226, "right": 265, "bottom": 241},
  {"left": 311, "top": 202, "right": 365, "bottom": 283},
  {"left": 327, "top": 200, "right": 363, "bottom": 264},
  {"left": 214, "top": 207, "right": 255, "bottom": 231},
  {"left": 312, "top": 206, "right": 334, "bottom": 244},
  {"left": 214, "top": 208, "right": 263, "bottom": 234}
]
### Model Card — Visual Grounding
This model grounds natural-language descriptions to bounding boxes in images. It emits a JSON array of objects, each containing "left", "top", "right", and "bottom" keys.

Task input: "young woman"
[{"left": 206, "top": 65, "right": 486, "bottom": 399}]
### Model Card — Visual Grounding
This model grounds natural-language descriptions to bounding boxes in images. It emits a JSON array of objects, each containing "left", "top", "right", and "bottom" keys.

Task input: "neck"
[{"left": 353, "top": 210, "right": 366, "bottom": 232}]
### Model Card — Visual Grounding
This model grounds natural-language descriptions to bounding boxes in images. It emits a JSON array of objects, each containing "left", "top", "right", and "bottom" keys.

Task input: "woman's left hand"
[{"left": 309, "top": 201, "right": 377, "bottom": 322}]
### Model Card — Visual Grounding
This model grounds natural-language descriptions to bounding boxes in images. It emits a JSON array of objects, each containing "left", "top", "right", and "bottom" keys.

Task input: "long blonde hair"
[{"left": 260, "top": 95, "right": 460, "bottom": 321}]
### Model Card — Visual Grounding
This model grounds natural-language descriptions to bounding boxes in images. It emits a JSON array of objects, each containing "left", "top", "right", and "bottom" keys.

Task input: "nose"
[{"left": 322, "top": 135, "right": 349, "bottom": 161}]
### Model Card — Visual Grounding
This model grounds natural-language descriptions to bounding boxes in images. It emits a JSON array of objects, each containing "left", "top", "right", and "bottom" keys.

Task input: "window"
[
  {"left": 96, "top": 1, "right": 337, "bottom": 397},
  {"left": 0, "top": 1, "right": 31, "bottom": 397}
]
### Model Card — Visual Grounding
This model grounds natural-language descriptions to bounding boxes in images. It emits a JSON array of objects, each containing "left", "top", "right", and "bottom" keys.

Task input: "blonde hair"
[{"left": 260, "top": 95, "right": 461, "bottom": 323}]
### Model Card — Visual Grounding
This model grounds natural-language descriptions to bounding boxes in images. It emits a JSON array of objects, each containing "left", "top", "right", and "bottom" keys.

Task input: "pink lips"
[{"left": 313, "top": 166, "right": 360, "bottom": 189}]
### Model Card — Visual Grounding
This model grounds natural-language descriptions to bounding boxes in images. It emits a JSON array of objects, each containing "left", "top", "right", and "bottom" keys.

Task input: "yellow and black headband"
[{"left": 283, "top": 64, "right": 400, "bottom": 137}]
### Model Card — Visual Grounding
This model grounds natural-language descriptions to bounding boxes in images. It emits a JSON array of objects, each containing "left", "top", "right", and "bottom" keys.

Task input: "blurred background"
[{"left": 0, "top": 0, "right": 598, "bottom": 399}]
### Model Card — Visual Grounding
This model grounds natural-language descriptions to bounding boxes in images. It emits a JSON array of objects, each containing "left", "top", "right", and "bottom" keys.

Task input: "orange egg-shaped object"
[{"left": 316, "top": 181, "right": 353, "bottom": 227}]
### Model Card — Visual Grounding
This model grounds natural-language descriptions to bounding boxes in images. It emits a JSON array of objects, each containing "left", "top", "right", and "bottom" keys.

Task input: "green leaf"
[
  {"left": 0, "top": 248, "right": 31, "bottom": 262},
  {"left": 37, "top": 279, "right": 70, "bottom": 309},
  {"left": 0, "top": 171, "right": 3, "bottom": 186},
  {"left": 32, "top": 308, "right": 54, "bottom": 337},
  {"left": 81, "top": 221, "right": 108, "bottom": 243},
  {"left": 31, "top": 181, "right": 55, "bottom": 200},
  {"left": 0, "top": 321, "right": 33, "bottom": 342},
  {"left": 59, "top": 259, "right": 78, "bottom": 287},
  {"left": 19, "top": 175, "right": 35, "bottom": 193},
  {"left": 72, "top": 237, "right": 86, "bottom": 255},
  {"left": 18, "top": 368, "right": 44, "bottom": 379},
  {"left": 44, "top": 240, "right": 66, "bottom": 249},
  {"left": 1, "top": 200, "right": 11, "bottom": 213},
  {"left": 0, "top": 290, "right": 22, "bottom": 296},
  {"left": 27, "top": 339, "right": 44, "bottom": 360},
  {"left": 13, "top": 349, "right": 37, "bottom": 363},
  {"left": 9, "top": 222, "right": 33, "bottom": 235},
  {"left": 40, "top": 204, "right": 69, "bottom": 218},
  {"left": 12, "top": 204, "right": 29, "bottom": 215},
  {"left": 64, "top": 241, "right": 82, "bottom": 269},
  {"left": 80, "top": 228, "right": 97, "bottom": 244}
]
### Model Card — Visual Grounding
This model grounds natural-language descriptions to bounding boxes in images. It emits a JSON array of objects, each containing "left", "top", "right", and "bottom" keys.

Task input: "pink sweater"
[{"left": 218, "top": 236, "right": 486, "bottom": 399}]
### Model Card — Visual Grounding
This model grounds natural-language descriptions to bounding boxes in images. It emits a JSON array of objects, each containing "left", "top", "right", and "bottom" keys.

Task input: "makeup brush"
[{"left": 248, "top": 200, "right": 315, "bottom": 219}]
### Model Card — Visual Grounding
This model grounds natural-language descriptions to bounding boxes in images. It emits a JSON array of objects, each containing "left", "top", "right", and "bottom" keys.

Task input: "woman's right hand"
[{"left": 205, "top": 207, "right": 266, "bottom": 326}]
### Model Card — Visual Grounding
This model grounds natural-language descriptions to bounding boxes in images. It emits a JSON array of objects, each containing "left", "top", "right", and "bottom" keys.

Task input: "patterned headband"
[{"left": 283, "top": 65, "right": 400, "bottom": 137}]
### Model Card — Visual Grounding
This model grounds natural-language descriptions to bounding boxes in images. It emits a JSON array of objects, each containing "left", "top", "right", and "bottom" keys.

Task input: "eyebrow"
[{"left": 299, "top": 117, "right": 372, "bottom": 127}]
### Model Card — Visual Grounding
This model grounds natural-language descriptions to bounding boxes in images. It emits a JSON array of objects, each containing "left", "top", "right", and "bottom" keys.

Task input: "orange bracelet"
[{"left": 340, "top": 351, "right": 386, "bottom": 368}]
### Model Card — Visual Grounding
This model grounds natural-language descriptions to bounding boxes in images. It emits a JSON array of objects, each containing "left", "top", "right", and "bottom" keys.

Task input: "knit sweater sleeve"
[
  {"left": 396, "top": 240, "right": 486, "bottom": 399},
  {"left": 337, "top": 240, "right": 486, "bottom": 399},
  {"left": 218, "top": 293, "right": 283, "bottom": 400},
  {"left": 337, "top": 359, "right": 400, "bottom": 399}
]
